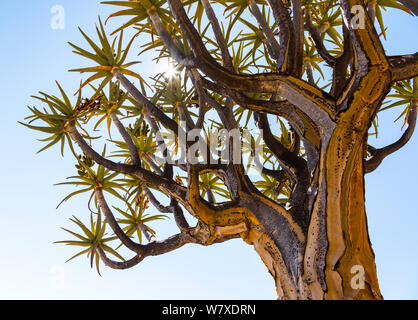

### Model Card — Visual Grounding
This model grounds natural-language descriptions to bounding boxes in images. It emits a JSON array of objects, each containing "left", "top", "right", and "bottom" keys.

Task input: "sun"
[
  {"left": 157, "top": 59, "right": 178, "bottom": 78},
  {"left": 165, "top": 63, "right": 178, "bottom": 78}
]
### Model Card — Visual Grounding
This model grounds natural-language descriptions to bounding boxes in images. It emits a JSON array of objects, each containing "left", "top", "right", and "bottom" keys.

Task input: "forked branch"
[{"left": 366, "top": 99, "right": 418, "bottom": 173}]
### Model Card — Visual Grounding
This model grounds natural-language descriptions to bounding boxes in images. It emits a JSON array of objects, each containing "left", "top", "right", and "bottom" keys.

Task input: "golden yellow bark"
[{"left": 320, "top": 66, "right": 391, "bottom": 299}]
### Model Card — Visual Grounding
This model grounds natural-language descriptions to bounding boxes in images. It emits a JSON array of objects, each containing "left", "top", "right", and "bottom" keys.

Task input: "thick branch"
[
  {"left": 190, "top": 69, "right": 208, "bottom": 130},
  {"left": 200, "top": 0, "right": 234, "bottom": 70},
  {"left": 147, "top": 9, "right": 196, "bottom": 67},
  {"left": 97, "top": 246, "right": 143, "bottom": 270},
  {"left": 367, "top": 0, "right": 377, "bottom": 22},
  {"left": 330, "top": 24, "right": 352, "bottom": 97},
  {"left": 336, "top": 0, "right": 389, "bottom": 112},
  {"left": 339, "top": 0, "right": 387, "bottom": 68},
  {"left": 96, "top": 188, "right": 144, "bottom": 252},
  {"left": 255, "top": 112, "right": 309, "bottom": 206},
  {"left": 67, "top": 123, "right": 187, "bottom": 201},
  {"left": 96, "top": 188, "right": 195, "bottom": 256},
  {"left": 305, "top": 11, "right": 336, "bottom": 67},
  {"left": 254, "top": 150, "right": 288, "bottom": 183},
  {"left": 291, "top": 0, "right": 304, "bottom": 76},
  {"left": 366, "top": 99, "right": 417, "bottom": 173},
  {"left": 110, "top": 112, "right": 140, "bottom": 165},
  {"left": 201, "top": 77, "right": 330, "bottom": 142},
  {"left": 112, "top": 68, "right": 184, "bottom": 136},
  {"left": 266, "top": 0, "right": 293, "bottom": 72},
  {"left": 390, "top": 52, "right": 418, "bottom": 82},
  {"left": 165, "top": 0, "right": 336, "bottom": 120},
  {"left": 398, "top": 0, "right": 418, "bottom": 15},
  {"left": 305, "top": 61, "right": 315, "bottom": 85},
  {"left": 172, "top": 199, "right": 190, "bottom": 232},
  {"left": 248, "top": 0, "right": 281, "bottom": 61},
  {"left": 67, "top": 123, "right": 136, "bottom": 174},
  {"left": 144, "top": 187, "right": 173, "bottom": 213}
]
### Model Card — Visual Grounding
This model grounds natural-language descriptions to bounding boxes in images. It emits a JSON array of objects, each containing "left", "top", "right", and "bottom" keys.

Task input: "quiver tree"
[{"left": 22, "top": 0, "right": 418, "bottom": 299}]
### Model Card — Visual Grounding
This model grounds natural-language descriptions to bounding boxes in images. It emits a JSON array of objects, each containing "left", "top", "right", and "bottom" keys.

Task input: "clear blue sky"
[{"left": 0, "top": 1, "right": 417, "bottom": 299}]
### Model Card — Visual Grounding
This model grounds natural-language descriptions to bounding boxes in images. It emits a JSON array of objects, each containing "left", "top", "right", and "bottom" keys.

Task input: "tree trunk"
[
  {"left": 246, "top": 67, "right": 392, "bottom": 299},
  {"left": 247, "top": 132, "right": 382, "bottom": 299},
  {"left": 319, "top": 130, "right": 381, "bottom": 300}
]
